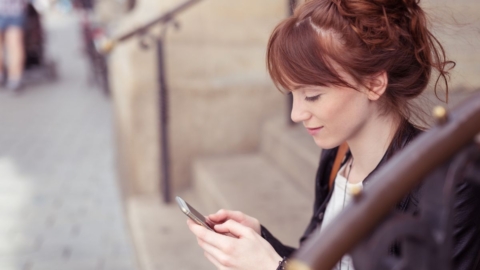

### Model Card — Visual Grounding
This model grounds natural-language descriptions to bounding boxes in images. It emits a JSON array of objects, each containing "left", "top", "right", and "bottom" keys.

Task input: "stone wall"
[
  {"left": 108, "top": 0, "right": 289, "bottom": 196},
  {"left": 421, "top": 0, "right": 480, "bottom": 92},
  {"left": 165, "top": 0, "right": 289, "bottom": 193}
]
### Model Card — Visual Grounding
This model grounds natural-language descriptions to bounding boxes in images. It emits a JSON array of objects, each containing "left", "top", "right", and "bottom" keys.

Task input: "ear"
[{"left": 366, "top": 71, "right": 388, "bottom": 101}]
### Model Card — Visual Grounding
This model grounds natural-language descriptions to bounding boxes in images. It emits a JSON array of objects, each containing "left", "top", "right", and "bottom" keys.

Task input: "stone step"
[
  {"left": 193, "top": 154, "right": 312, "bottom": 247},
  {"left": 126, "top": 191, "right": 214, "bottom": 270},
  {"left": 261, "top": 117, "right": 321, "bottom": 202}
]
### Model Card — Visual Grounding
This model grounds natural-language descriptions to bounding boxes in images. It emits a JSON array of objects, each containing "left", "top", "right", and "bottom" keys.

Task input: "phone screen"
[{"left": 176, "top": 196, "right": 214, "bottom": 231}]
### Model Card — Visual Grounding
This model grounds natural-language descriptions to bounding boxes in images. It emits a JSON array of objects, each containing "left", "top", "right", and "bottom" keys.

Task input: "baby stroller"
[{"left": 22, "top": 3, "right": 57, "bottom": 85}]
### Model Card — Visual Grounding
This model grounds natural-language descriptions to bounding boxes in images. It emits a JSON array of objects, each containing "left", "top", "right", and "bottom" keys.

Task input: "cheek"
[
  {"left": 334, "top": 96, "right": 370, "bottom": 135},
  {"left": 320, "top": 102, "right": 343, "bottom": 121},
  {"left": 319, "top": 92, "right": 359, "bottom": 125},
  {"left": 314, "top": 92, "right": 370, "bottom": 145},
  {"left": 309, "top": 94, "right": 344, "bottom": 122}
]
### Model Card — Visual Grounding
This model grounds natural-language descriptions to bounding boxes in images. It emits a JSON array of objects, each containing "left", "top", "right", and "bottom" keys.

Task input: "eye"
[{"left": 305, "top": 94, "right": 321, "bottom": 102}]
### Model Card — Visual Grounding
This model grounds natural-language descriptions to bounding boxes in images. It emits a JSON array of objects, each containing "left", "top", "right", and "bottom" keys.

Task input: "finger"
[
  {"left": 186, "top": 217, "right": 213, "bottom": 232},
  {"left": 209, "top": 209, "right": 245, "bottom": 224},
  {"left": 204, "top": 216, "right": 216, "bottom": 228},
  {"left": 198, "top": 238, "right": 232, "bottom": 268},
  {"left": 203, "top": 250, "right": 226, "bottom": 270},
  {"left": 188, "top": 219, "right": 234, "bottom": 248},
  {"left": 188, "top": 218, "right": 235, "bottom": 238},
  {"left": 214, "top": 219, "right": 252, "bottom": 239},
  {"left": 187, "top": 218, "right": 197, "bottom": 228},
  {"left": 187, "top": 219, "right": 210, "bottom": 238},
  {"left": 207, "top": 209, "right": 230, "bottom": 223},
  {"left": 187, "top": 220, "right": 227, "bottom": 268},
  {"left": 212, "top": 224, "right": 237, "bottom": 236}
]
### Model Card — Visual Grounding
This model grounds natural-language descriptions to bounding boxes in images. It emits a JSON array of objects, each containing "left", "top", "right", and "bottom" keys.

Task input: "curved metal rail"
[
  {"left": 97, "top": 0, "right": 203, "bottom": 203},
  {"left": 98, "top": 0, "right": 202, "bottom": 53}
]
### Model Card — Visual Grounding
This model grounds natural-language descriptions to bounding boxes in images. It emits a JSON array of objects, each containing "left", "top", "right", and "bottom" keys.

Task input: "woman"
[
  {"left": 187, "top": 0, "right": 480, "bottom": 269},
  {"left": 0, "top": 0, "right": 26, "bottom": 93}
]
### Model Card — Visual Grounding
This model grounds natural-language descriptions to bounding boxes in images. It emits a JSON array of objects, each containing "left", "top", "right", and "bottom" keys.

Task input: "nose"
[{"left": 290, "top": 93, "right": 311, "bottom": 123}]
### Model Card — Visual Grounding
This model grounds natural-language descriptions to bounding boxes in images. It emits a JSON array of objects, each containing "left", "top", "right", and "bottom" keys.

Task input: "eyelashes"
[
  {"left": 288, "top": 91, "right": 322, "bottom": 102},
  {"left": 305, "top": 95, "right": 321, "bottom": 102}
]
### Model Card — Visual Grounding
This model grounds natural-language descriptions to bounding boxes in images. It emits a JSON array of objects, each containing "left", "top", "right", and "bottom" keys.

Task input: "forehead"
[
  {"left": 281, "top": 63, "right": 357, "bottom": 92},
  {"left": 290, "top": 84, "right": 319, "bottom": 91}
]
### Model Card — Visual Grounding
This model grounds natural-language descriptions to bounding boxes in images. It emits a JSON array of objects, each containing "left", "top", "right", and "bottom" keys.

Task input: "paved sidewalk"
[{"left": 0, "top": 11, "right": 138, "bottom": 270}]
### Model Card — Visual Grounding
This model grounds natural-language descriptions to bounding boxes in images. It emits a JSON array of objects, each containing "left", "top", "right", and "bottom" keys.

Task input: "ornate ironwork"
[{"left": 351, "top": 143, "right": 480, "bottom": 270}]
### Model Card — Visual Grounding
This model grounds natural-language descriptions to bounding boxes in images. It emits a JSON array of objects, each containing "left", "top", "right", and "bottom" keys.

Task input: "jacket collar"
[{"left": 344, "top": 120, "right": 423, "bottom": 186}]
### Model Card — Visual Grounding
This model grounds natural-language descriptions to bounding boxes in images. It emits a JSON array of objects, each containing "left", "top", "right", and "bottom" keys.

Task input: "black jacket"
[{"left": 261, "top": 122, "right": 480, "bottom": 269}]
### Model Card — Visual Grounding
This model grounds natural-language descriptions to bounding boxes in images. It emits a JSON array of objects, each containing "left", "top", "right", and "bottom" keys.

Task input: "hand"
[
  {"left": 187, "top": 219, "right": 282, "bottom": 270},
  {"left": 208, "top": 209, "right": 261, "bottom": 235}
]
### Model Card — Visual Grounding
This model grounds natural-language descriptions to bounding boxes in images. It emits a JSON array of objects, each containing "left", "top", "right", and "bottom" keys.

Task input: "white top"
[{"left": 318, "top": 162, "right": 363, "bottom": 270}]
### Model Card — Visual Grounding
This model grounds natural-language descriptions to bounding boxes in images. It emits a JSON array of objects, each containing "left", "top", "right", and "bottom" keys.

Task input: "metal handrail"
[
  {"left": 98, "top": 0, "right": 202, "bottom": 53},
  {"left": 287, "top": 92, "right": 480, "bottom": 270},
  {"left": 98, "top": 0, "right": 203, "bottom": 203}
]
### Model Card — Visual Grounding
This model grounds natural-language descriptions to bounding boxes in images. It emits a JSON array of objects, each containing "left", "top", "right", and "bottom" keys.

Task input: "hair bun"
[{"left": 268, "top": 0, "right": 453, "bottom": 126}]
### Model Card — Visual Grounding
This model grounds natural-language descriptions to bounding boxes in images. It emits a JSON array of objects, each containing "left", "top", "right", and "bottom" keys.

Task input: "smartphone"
[{"left": 176, "top": 196, "right": 215, "bottom": 232}]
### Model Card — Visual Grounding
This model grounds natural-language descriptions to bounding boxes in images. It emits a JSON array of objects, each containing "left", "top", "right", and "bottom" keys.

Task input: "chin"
[{"left": 312, "top": 137, "right": 342, "bottom": 150}]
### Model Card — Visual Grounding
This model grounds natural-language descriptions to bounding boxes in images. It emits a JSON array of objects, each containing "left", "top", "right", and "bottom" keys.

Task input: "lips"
[{"left": 306, "top": 126, "right": 323, "bottom": 135}]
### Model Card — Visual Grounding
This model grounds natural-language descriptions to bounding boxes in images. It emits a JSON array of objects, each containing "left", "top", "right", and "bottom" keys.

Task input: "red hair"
[{"left": 267, "top": 0, "right": 454, "bottom": 124}]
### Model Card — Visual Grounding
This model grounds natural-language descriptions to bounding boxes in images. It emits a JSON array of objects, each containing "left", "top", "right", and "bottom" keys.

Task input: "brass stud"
[
  {"left": 433, "top": 106, "right": 448, "bottom": 125},
  {"left": 96, "top": 38, "right": 116, "bottom": 54},
  {"left": 349, "top": 185, "right": 363, "bottom": 201},
  {"left": 286, "top": 260, "right": 311, "bottom": 270}
]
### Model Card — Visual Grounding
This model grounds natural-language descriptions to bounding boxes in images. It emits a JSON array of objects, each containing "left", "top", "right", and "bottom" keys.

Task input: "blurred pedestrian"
[{"left": 0, "top": 0, "right": 27, "bottom": 93}]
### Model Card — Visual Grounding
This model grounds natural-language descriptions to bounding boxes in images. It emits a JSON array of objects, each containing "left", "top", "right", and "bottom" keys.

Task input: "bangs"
[{"left": 267, "top": 17, "right": 353, "bottom": 92}]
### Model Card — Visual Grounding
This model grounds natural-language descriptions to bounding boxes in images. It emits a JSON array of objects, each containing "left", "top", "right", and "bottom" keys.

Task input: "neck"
[{"left": 346, "top": 112, "right": 401, "bottom": 181}]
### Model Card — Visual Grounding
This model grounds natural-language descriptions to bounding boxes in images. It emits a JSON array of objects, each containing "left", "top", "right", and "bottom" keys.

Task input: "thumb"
[
  {"left": 212, "top": 224, "right": 236, "bottom": 237},
  {"left": 208, "top": 209, "right": 229, "bottom": 223},
  {"left": 214, "top": 220, "right": 251, "bottom": 239}
]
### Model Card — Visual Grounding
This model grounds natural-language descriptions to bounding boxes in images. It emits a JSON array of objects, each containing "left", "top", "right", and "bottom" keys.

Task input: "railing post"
[
  {"left": 289, "top": 0, "right": 296, "bottom": 14},
  {"left": 157, "top": 37, "right": 171, "bottom": 203},
  {"left": 96, "top": 0, "right": 205, "bottom": 204},
  {"left": 287, "top": 0, "right": 296, "bottom": 126}
]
